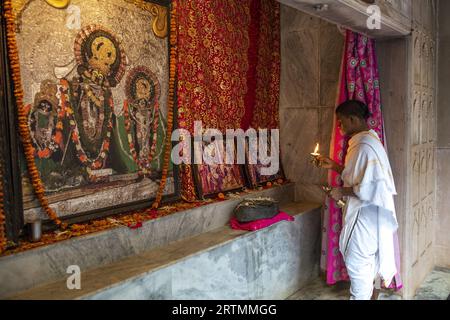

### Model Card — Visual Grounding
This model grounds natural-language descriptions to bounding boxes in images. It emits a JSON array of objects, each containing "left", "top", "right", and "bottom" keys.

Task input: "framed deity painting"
[
  {"left": 244, "top": 132, "right": 285, "bottom": 189},
  {"left": 191, "top": 136, "right": 247, "bottom": 199},
  {"left": 1, "top": 0, "right": 179, "bottom": 230}
]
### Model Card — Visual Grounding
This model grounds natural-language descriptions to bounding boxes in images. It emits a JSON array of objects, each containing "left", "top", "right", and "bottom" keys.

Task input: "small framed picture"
[
  {"left": 244, "top": 132, "right": 285, "bottom": 188},
  {"left": 191, "top": 136, "right": 246, "bottom": 199}
]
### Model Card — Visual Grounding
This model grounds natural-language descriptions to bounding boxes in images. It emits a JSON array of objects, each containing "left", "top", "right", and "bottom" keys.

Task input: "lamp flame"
[{"left": 313, "top": 143, "right": 320, "bottom": 155}]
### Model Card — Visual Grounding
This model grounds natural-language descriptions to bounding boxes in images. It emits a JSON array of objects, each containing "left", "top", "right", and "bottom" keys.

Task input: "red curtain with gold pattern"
[
  {"left": 244, "top": 0, "right": 281, "bottom": 130},
  {"left": 176, "top": 0, "right": 281, "bottom": 200}
]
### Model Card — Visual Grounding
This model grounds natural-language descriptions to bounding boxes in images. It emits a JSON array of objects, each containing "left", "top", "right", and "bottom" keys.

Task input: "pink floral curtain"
[{"left": 321, "top": 30, "right": 403, "bottom": 290}]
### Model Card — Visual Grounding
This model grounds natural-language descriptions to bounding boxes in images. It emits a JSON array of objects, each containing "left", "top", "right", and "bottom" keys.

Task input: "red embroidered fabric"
[{"left": 176, "top": 0, "right": 281, "bottom": 200}]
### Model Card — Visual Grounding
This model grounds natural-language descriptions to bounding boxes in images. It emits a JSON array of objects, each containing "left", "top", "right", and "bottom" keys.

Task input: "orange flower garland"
[
  {"left": 0, "top": 159, "right": 6, "bottom": 254},
  {"left": 150, "top": 1, "right": 178, "bottom": 210},
  {"left": 4, "top": 0, "right": 64, "bottom": 228},
  {"left": 58, "top": 80, "right": 114, "bottom": 173}
]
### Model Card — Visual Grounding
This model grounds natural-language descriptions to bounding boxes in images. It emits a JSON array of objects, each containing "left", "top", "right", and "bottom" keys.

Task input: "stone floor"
[
  {"left": 288, "top": 267, "right": 450, "bottom": 300},
  {"left": 414, "top": 267, "right": 450, "bottom": 300},
  {"left": 287, "top": 277, "right": 351, "bottom": 300}
]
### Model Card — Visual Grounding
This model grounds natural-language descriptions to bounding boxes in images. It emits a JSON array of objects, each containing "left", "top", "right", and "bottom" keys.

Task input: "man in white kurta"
[{"left": 339, "top": 129, "right": 398, "bottom": 300}]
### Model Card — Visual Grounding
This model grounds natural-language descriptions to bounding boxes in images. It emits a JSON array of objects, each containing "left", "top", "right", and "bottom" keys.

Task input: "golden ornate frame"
[
  {"left": 124, "top": 0, "right": 168, "bottom": 38},
  {"left": 45, "top": 0, "right": 70, "bottom": 8},
  {"left": 12, "top": 0, "right": 168, "bottom": 38}
]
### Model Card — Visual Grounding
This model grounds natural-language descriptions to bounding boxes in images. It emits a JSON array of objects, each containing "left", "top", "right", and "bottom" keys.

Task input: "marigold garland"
[
  {"left": 59, "top": 80, "right": 114, "bottom": 173},
  {"left": 4, "top": 0, "right": 64, "bottom": 228},
  {"left": 150, "top": 1, "right": 178, "bottom": 210},
  {"left": 0, "top": 157, "right": 6, "bottom": 254}
]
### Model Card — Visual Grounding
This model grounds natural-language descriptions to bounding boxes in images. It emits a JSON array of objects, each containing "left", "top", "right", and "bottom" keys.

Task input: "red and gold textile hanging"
[{"left": 176, "top": 0, "right": 281, "bottom": 200}]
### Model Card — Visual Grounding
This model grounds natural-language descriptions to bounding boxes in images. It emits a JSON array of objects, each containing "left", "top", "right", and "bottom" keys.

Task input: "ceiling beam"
[{"left": 277, "top": 0, "right": 411, "bottom": 39}]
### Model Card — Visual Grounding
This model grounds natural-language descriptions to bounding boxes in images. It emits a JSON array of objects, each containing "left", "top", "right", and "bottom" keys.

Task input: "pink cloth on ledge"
[{"left": 230, "top": 211, "right": 294, "bottom": 231}]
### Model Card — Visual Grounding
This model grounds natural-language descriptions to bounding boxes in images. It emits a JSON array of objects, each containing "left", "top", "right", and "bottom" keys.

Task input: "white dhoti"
[
  {"left": 344, "top": 205, "right": 379, "bottom": 300},
  {"left": 339, "top": 130, "right": 399, "bottom": 300}
]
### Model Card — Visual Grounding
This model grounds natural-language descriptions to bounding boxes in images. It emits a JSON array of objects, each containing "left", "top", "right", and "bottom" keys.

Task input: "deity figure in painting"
[
  {"left": 28, "top": 80, "right": 63, "bottom": 159},
  {"left": 214, "top": 166, "right": 225, "bottom": 191},
  {"left": 208, "top": 165, "right": 219, "bottom": 193},
  {"left": 245, "top": 134, "right": 282, "bottom": 187},
  {"left": 195, "top": 139, "right": 245, "bottom": 197},
  {"left": 59, "top": 25, "right": 127, "bottom": 181},
  {"left": 119, "top": 66, "right": 166, "bottom": 177},
  {"left": 198, "top": 162, "right": 211, "bottom": 193},
  {"left": 223, "top": 166, "right": 238, "bottom": 188},
  {"left": 24, "top": 80, "right": 66, "bottom": 191}
]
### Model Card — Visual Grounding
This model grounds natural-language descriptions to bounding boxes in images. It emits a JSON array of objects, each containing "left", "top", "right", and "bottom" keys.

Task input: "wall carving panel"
[
  {"left": 422, "top": 39, "right": 429, "bottom": 88},
  {"left": 426, "top": 194, "right": 435, "bottom": 249},
  {"left": 413, "top": 31, "right": 422, "bottom": 86},
  {"left": 428, "top": 95, "right": 434, "bottom": 143},
  {"left": 426, "top": 146, "right": 431, "bottom": 195},
  {"left": 428, "top": 39, "right": 435, "bottom": 89},
  {"left": 408, "top": 25, "right": 436, "bottom": 274},
  {"left": 420, "top": 147, "right": 427, "bottom": 201},
  {"left": 412, "top": 206, "right": 420, "bottom": 266},
  {"left": 411, "top": 90, "right": 422, "bottom": 145},
  {"left": 422, "top": 93, "right": 428, "bottom": 144},
  {"left": 412, "top": 147, "right": 420, "bottom": 206}
]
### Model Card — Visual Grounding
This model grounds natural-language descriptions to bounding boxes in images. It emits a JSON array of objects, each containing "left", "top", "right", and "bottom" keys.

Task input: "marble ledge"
[
  {"left": 0, "top": 183, "right": 295, "bottom": 298},
  {"left": 10, "top": 201, "right": 322, "bottom": 300}
]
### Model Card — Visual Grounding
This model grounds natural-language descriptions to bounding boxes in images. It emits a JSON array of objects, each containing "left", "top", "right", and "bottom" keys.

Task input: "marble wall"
[
  {"left": 436, "top": 0, "right": 450, "bottom": 268},
  {"left": 280, "top": 5, "right": 344, "bottom": 203}
]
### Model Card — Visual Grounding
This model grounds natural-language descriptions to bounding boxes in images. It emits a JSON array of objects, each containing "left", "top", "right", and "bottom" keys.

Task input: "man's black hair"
[{"left": 335, "top": 100, "right": 372, "bottom": 120}]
